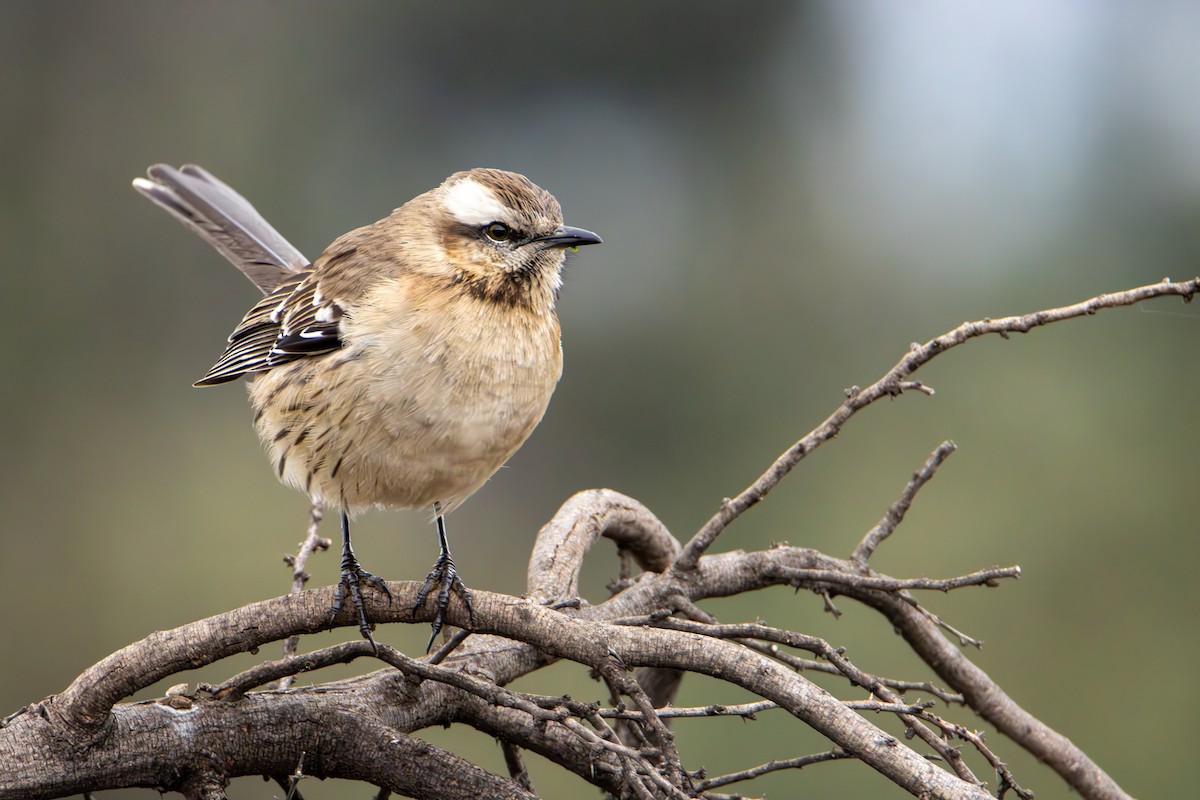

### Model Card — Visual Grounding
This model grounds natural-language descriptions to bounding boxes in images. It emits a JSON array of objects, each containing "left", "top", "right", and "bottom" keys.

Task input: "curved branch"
[
  {"left": 523, "top": 488, "right": 687, "bottom": 740},
  {"left": 526, "top": 488, "right": 680, "bottom": 603}
]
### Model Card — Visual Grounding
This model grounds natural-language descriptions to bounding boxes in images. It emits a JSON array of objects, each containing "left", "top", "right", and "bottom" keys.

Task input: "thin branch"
[
  {"left": 765, "top": 561, "right": 1017, "bottom": 651},
  {"left": 673, "top": 277, "right": 1199, "bottom": 570},
  {"left": 844, "top": 699, "right": 935, "bottom": 714},
  {"left": 372, "top": 644, "right": 573, "bottom": 725},
  {"left": 272, "top": 753, "right": 307, "bottom": 800},
  {"left": 661, "top": 593, "right": 967, "bottom": 706},
  {"left": 625, "top": 759, "right": 660, "bottom": 800},
  {"left": 599, "top": 700, "right": 779, "bottom": 721},
  {"left": 600, "top": 699, "right": 931, "bottom": 722},
  {"left": 906, "top": 600, "right": 985, "bottom": 648},
  {"left": 598, "top": 658, "right": 691, "bottom": 795},
  {"left": 285, "top": 502, "right": 330, "bottom": 596},
  {"left": 428, "top": 629, "right": 474, "bottom": 665},
  {"left": 0, "top": 708, "right": 27, "bottom": 729},
  {"left": 696, "top": 750, "right": 854, "bottom": 791},
  {"left": 560, "top": 716, "right": 646, "bottom": 761},
  {"left": 612, "top": 616, "right": 879, "bottom": 692},
  {"left": 913, "top": 713, "right": 1033, "bottom": 800},
  {"left": 277, "top": 502, "right": 331, "bottom": 690},
  {"left": 853, "top": 441, "right": 957, "bottom": 566},
  {"left": 737, "top": 639, "right": 966, "bottom": 704},
  {"left": 768, "top": 564, "right": 1021, "bottom": 594},
  {"left": 894, "top": 380, "right": 936, "bottom": 396},
  {"left": 216, "top": 641, "right": 374, "bottom": 699},
  {"left": 499, "top": 740, "right": 533, "bottom": 793}
]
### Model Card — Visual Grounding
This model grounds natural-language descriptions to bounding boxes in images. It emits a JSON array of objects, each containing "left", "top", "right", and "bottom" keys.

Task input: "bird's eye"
[{"left": 483, "top": 222, "right": 515, "bottom": 243}]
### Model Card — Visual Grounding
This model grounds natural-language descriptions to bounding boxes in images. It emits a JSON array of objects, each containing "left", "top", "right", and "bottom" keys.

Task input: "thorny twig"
[
  {"left": 853, "top": 440, "right": 958, "bottom": 566},
  {"left": 695, "top": 749, "right": 854, "bottom": 791},
  {"left": 276, "top": 502, "right": 330, "bottom": 690},
  {"left": 768, "top": 564, "right": 1021, "bottom": 594}
]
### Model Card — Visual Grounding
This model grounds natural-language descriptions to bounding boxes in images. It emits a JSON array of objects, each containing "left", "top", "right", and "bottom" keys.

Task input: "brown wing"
[{"left": 194, "top": 242, "right": 369, "bottom": 386}]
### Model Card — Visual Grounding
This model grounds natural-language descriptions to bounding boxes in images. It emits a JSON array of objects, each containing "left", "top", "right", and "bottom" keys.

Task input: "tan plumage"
[
  {"left": 249, "top": 244, "right": 564, "bottom": 514},
  {"left": 134, "top": 165, "right": 601, "bottom": 644}
]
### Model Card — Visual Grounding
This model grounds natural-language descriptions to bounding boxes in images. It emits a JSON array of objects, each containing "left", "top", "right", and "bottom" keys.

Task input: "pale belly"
[{"left": 248, "top": 308, "right": 563, "bottom": 514}]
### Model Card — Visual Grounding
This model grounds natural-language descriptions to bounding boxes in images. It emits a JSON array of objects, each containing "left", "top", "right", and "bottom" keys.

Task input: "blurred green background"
[{"left": 1, "top": 2, "right": 1197, "bottom": 798}]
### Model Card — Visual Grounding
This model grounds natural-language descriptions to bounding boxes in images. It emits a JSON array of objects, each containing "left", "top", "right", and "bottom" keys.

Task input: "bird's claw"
[
  {"left": 413, "top": 553, "right": 474, "bottom": 651},
  {"left": 331, "top": 566, "right": 392, "bottom": 651}
]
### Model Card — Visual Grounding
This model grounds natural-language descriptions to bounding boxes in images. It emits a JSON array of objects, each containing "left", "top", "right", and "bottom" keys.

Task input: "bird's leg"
[
  {"left": 329, "top": 511, "right": 391, "bottom": 650},
  {"left": 413, "top": 503, "right": 475, "bottom": 651}
]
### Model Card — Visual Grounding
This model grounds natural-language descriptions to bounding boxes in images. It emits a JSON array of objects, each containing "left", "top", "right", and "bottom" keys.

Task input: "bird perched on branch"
[{"left": 133, "top": 164, "right": 601, "bottom": 647}]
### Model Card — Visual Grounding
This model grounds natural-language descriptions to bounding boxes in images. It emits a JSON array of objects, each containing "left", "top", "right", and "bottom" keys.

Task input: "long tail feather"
[{"left": 133, "top": 164, "right": 308, "bottom": 295}]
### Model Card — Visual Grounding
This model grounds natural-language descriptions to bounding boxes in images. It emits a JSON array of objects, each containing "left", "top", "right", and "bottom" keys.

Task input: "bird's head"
[{"left": 413, "top": 168, "right": 602, "bottom": 308}]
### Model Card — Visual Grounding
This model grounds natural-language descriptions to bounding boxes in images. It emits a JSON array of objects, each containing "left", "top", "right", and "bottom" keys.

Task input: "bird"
[{"left": 133, "top": 164, "right": 602, "bottom": 648}]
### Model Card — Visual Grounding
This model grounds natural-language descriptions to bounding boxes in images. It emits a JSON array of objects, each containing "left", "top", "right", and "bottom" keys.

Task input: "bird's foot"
[
  {"left": 330, "top": 565, "right": 392, "bottom": 651},
  {"left": 413, "top": 552, "right": 475, "bottom": 651}
]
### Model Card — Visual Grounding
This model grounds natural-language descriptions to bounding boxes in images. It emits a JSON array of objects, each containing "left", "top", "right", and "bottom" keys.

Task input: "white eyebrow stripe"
[{"left": 444, "top": 178, "right": 510, "bottom": 227}]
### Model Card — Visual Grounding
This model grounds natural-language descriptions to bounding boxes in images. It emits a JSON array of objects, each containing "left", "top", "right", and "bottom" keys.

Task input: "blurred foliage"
[{"left": 1, "top": 2, "right": 1197, "bottom": 798}]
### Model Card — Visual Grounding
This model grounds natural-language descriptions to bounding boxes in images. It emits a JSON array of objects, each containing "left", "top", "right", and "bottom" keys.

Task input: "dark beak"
[{"left": 530, "top": 225, "right": 603, "bottom": 250}]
